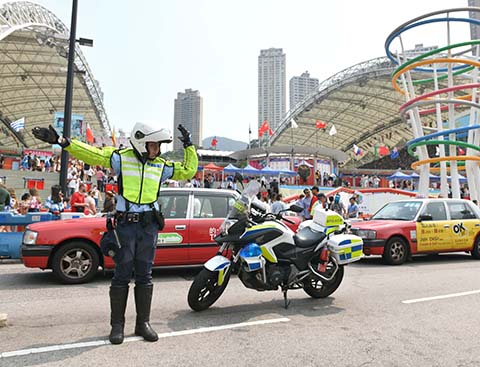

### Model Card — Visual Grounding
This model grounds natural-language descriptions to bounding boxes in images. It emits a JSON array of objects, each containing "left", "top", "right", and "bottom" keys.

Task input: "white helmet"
[{"left": 129, "top": 122, "right": 173, "bottom": 158}]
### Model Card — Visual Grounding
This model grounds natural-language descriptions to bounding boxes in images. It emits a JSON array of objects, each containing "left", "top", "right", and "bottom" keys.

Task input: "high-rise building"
[
  {"left": 258, "top": 48, "right": 286, "bottom": 134},
  {"left": 173, "top": 89, "right": 203, "bottom": 151},
  {"left": 405, "top": 43, "right": 438, "bottom": 58},
  {"left": 469, "top": 0, "right": 480, "bottom": 43},
  {"left": 289, "top": 71, "right": 319, "bottom": 109}
]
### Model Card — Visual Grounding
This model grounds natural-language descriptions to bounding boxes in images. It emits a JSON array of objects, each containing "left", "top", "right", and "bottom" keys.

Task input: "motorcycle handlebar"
[
  {"left": 282, "top": 217, "right": 295, "bottom": 225},
  {"left": 249, "top": 212, "right": 295, "bottom": 225}
]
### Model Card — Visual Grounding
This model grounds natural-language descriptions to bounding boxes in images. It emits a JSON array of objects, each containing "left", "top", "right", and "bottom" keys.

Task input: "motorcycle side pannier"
[{"left": 328, "top": 234, "right": 364, "bottom": 265}]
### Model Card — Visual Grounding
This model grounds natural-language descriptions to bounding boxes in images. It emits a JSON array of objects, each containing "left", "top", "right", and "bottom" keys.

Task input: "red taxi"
[
  {"left": 21, "top": 188, "right": 301, "bottom": 284},
  {"left": 351, "top": 198, "right": 480, "bottom": 265}
]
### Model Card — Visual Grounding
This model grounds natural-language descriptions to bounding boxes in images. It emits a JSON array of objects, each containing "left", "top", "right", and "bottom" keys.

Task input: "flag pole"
[{"left": 291, "top": 124, "right": 293, "bottom": 147}]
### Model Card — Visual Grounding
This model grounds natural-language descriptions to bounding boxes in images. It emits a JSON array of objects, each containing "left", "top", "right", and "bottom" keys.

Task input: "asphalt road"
[{"left": 1, "top": 254, "right": 480, "bottom": 367}]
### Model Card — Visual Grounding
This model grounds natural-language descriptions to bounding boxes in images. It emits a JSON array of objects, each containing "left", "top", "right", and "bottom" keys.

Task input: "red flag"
[
  {"left": 378, "top": 145, "right": 390, "bottom": 156},
  {"left": 211, "top": 137, "right": 218, "bottom": 147},
  {"left": 258, "top": 120, "right": 270, "bottom": 136},
  {"left": 458, "top": 147, "right": 465, "bottom": 155},
  {"left": 86, "top": 123, "right": 94, "bottom": 143},
  {"left": 268, "top": 128, "right": 273, "bottom": 136},
  {"left": 315, "top": 120, "right": 326, "bottom": 129}
]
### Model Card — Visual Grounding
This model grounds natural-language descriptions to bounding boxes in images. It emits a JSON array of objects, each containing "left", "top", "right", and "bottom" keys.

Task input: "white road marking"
[
  {"left": 0, "top": 317, "right": 290, "bottom": 359},
  {"left": 402, "top": 289, "right": 480, "bottom": 304}
]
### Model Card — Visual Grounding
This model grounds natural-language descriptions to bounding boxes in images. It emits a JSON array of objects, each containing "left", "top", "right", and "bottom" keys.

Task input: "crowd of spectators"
[{"left": 0, "top": 156, "right": 119, "bottom": 232}]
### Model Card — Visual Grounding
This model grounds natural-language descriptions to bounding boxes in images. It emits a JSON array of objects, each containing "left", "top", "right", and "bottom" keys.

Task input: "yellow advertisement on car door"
[
  {"left": 448, "top": 220, "right": 479, "bottom": 250},
  {"left": 416, "top": 220, "right": 478, "bottom": 252},
  {"left": 416, "top": 220, "right": 452, "bottom": 252}
]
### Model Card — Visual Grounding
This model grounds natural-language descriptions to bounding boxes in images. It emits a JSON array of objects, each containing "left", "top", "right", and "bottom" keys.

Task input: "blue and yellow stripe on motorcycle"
[
  {"left": 323, "top": 226, "right": 339, "bottom": 235},
  {"left": 218, "top": 267, "right": 228, "bottom": 286},
  {"left": 240, "top": 223, "right": 279, "bottom": 237},
  {"left": 337, "top": 242, "right": 363, "bottom": 261},
  {"left": 261, "top": 246, "right": 277, "bottom": 263}
]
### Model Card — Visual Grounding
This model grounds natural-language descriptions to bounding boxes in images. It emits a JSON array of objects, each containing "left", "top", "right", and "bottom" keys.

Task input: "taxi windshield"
[{"left": 372, "top": 201, "right": 422, "bottom": 221}]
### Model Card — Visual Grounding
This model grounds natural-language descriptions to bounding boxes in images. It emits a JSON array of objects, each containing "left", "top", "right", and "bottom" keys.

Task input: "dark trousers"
[{"left": 111, "top": 220, "right": 159, "bottom": 287}]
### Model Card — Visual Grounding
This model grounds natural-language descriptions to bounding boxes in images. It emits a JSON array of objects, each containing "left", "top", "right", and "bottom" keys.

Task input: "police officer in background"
[{"left": 32, "top": 122, "right": 198, "bottom": 345}]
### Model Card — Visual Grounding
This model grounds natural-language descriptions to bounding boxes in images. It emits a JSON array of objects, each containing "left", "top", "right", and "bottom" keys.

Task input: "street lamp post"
[
  {"left": 59, "top": 1, "right": 93, "bottom": 195},
  {"left": 59, "top": 0, "right": 78, "bottom": 196}
]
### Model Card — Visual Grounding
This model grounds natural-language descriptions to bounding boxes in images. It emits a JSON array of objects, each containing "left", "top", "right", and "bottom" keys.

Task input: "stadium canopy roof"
[
  {"left": 269, "top": 56, "right": 469, "bottom": 167},
  {"left": 231, "top": 145, "right": 347, "bottom": 163},
  {"left": 0, "top": 1, "right": 110, "bottom": 150}
]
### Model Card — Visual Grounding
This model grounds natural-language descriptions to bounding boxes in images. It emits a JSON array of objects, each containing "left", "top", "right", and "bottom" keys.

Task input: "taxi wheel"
[
  {"left": 383, "top": 236, "right": 409, "bottom": 265},
  {"left": 472, "top": 237, "right": 480, "bottom": 259},
  {"left": 51, "top": 242, "right": 100, "bottom": 284}
]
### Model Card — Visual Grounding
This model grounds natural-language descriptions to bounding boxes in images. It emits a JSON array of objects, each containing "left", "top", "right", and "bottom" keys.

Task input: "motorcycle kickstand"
[{"left": 282, "top": 288, "right": 290, "bottom": 309}]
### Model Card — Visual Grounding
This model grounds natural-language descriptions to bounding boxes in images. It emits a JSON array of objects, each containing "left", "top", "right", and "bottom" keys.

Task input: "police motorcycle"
[{"left": 187, "top": 181, "right": 364, "bottom": 311}]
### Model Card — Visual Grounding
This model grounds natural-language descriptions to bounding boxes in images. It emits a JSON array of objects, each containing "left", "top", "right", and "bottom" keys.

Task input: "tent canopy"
[
  {"left": 295, "top": 160, "right": 314, "bottom": 168},
  {"left": 223, "top": 163, "right": 241, "bottom": 173},
  {"left": 203, "top": 162, "right": 223, "bottom": 171},
  {"left": 242, "top": 164, "right": 260, "bottom": 175},
  {"left": 279, "top": 168, "right": 297, "bottom": 176},
  {"left": 387, "top": 171, "right": 411, "bottom": 180},
  {"left": 260, "top": 166, "right": 280, "bottom": 175}
]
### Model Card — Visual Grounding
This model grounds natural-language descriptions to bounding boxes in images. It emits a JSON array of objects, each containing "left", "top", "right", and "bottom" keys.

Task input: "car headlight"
[
  {"left": 355, "top": 229, "right": 376, "bottom": 239},
  {"left": 23, "top": 230, "right": 38, "bottom": 245}
]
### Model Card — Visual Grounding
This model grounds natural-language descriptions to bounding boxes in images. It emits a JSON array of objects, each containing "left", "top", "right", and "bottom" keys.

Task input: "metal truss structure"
[
  {"left": 269, "top": 56, "right": 465, "bottom": 166},
  {"left": 0, "top": 1, "right": 110, "bottom": 149}
]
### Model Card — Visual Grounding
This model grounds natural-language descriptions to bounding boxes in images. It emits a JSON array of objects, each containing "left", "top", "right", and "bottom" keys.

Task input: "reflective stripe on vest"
[{"left": 118, "top": 149, "right": 164, "bottom": 204}]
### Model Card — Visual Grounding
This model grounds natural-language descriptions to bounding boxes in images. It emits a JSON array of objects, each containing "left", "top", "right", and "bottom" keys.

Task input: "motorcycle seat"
[{"left": 293, "top": 226, "right": 326, "bottom": 248}]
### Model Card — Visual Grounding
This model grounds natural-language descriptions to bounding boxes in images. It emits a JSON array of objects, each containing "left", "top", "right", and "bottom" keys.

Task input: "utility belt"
[
  {"left": 116, "top": 211, "right": 155, "bottom": 224},
  {"left": 115, "top": 207, "right": 165, "bottom": 230}
]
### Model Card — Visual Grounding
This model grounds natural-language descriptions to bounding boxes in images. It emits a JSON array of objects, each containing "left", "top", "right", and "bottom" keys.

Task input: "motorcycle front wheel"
[
  {"left": 188, "top": 268, "right": 231, "bottom": 311},
  {"left": 303, "top": 265, "right": 344, "bottom": 299}
]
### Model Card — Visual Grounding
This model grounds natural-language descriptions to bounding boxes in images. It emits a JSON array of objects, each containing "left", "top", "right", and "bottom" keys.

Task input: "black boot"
[
  {"left": 134, "top": 284, "right": 158, "bottom": 342},
  {"left": 109, "top": 286, "right": 129, "bottom": 344}
]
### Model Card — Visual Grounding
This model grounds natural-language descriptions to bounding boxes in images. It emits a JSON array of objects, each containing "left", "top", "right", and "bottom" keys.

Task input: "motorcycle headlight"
[
  {"left": 220, "top": 219, "right": 237, "bottom": 234},
  {"left": 355, "top": 229, "right": 376, "bottom": 240},
  {"left": 23, "top": 230, "right": 38, "bottom": 245}
]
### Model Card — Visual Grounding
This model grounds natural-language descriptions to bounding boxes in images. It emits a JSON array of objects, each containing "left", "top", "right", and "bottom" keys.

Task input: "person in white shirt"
[
  {"left": 67, "top": 173, "right": 79, "bottom": 196},
  {"left": 85, "top": 191, "right": 96, "bottom": 215},
  {"left": 91, "top": 185, "right": 101, "bottom": 208},
  {"left": 270, "top": 193, "right": 287, "bottom": 214}
]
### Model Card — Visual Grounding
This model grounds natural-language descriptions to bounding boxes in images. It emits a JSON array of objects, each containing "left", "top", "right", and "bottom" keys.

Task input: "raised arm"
[
  {"left": 32, "top": 124, "right": 116, "bottom": 168},
  {"left": 170, "top": 125, "right": 198, "bottom": 181}
]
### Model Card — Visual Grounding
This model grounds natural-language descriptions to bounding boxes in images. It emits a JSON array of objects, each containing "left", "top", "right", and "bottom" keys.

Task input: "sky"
[{"left": 11, "top": 0, "right": 473, "bottom": 148}]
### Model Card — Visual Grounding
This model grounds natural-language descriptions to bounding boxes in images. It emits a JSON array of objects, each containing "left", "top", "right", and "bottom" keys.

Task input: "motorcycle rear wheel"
[
  {"left": 188, "top": 268, "right": 230, "bottom": 311},
  {"left": 303, "top": 265, "right": 344, "bottom": 298}
]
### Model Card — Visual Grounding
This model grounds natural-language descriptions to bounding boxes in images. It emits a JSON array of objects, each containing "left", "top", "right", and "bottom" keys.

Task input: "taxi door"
[
  {"left": 416, "top": 201, "right": 451, "bottom": 252},
  {"left": 154, "top": 192, "right": 190, "bottom": 265},
  {"left": 188, "top": 193, "right": 237, "bottom": 263},
  {"left": 446, "top": 201, "right": 480, "bottom": 250}
]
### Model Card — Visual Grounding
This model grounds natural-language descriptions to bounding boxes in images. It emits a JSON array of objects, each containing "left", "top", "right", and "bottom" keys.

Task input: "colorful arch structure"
[{"left": 386, "top": 7, "right": 480, "bottom": 201}]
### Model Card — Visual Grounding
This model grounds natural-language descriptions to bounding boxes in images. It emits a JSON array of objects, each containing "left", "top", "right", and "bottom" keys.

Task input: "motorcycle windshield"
[{"left": 226, "top": 180, "right": 261, "bottom": 220}]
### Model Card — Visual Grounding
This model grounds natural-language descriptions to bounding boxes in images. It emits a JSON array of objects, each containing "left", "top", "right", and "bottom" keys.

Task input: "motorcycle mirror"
[{"left": 288, "top": 204, "right": 303, "bottom": 213}]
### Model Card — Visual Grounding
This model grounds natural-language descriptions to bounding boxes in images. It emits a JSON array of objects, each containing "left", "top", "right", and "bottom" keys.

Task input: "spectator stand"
[{"left": 23, "top": 177, "right": 45, "bottom": 190}]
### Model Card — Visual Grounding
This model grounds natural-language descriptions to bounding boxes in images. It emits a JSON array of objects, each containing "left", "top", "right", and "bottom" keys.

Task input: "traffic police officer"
[{"left": 32, "top": 122, "right": 198, "bottom": 344}]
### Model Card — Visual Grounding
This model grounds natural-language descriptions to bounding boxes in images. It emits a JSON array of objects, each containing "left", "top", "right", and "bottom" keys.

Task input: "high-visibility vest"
[{"left": 118, "top": 149, "right": 164, "bottom": 204}]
